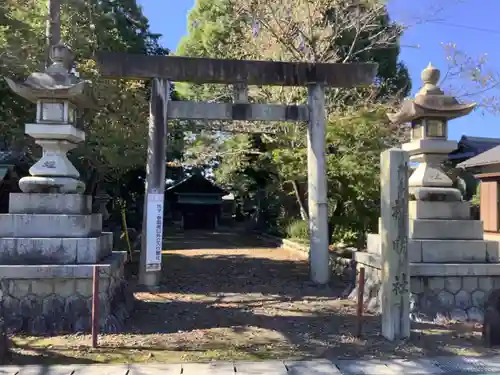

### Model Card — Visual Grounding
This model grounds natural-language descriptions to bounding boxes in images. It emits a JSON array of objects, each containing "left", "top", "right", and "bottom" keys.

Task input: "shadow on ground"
[
  {"left": 10, "top": 337, "right": 99, "bottom": 365},
  {"left": 12, "top": 229, "right": 497, "bottom": 364},
  {"left": 162, "top": 228, "right": 271, "bottom": 251},
  {"left": 122, "top": 228, "right": 495, "bottom": 360}
]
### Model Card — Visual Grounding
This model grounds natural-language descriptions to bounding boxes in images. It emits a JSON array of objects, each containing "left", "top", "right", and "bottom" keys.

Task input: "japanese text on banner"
[{"left": 146, "top": 193, "right": 164, "bottom": 272}]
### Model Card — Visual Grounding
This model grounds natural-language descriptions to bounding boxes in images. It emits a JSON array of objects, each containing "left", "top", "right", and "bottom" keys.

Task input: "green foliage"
[
  {"left": 471, "top": 184, "right": 480, "bottom": 207},
  {"left": 215, "top": 133, "right": 276, "bottom": 198},
  {"left": 0, "top": 0, "right": 185, "bottom": 198},
  {"left": 325, "top": 108, "right": 394, "bottom": 245},
  {"left": 0, "top": 0, "right": 190, "bottom": 234},
  {"left": 176, "top": 0, "right": 250, "bottom": 101},
  {"left": 177, "top": 0, "right": 411, "bottom": 246},
  {"left": 286, "top": 220, "right": 309, "bottom": 242},
  {"left": 0, "top": 0, "right": 46, "bottom": 150}
]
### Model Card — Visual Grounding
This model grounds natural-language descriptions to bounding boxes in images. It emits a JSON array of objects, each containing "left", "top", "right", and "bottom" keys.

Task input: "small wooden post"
[
  {"left": 356, "top": 267, "right": 366, "bottom": 337},
  {"left": 91, "top": 265, "right": 99, "bottom": 348}
]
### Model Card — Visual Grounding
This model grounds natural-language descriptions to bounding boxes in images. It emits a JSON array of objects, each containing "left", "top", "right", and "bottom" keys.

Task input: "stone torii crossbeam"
[{"left": 95, "top": 52, "right": 377, "bottom": 289}]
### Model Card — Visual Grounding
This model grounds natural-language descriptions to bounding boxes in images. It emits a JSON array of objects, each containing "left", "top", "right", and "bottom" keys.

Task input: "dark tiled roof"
[
  {"left": 449, "top": 136, "right": 500, "bottom": 161},
  {"left": 167, "top": 174, "right": 227, "bottom": 195},
  {"left": 461, "top": 136, "right": 500, "bottom": 153},
  {"left": 449, "top": 135, "right": 500, "bottom": 159},
  {"left": 457, "top": 144, "right": 500, "bottom": 169}
]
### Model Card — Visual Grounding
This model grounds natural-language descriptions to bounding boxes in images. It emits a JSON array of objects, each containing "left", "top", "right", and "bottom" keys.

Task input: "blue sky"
[{"left": 137, "top": 0, "right": 499, "bottom": 141}]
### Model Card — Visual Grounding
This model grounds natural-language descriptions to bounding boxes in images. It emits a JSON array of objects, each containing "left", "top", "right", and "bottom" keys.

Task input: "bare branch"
[{"left": 440, "top": 43, "right": 500, "bottom": 114}]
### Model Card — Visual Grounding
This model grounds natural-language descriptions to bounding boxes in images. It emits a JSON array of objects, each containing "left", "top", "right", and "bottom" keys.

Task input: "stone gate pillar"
[{"left": 380, "top": 148, "right": 410, "bottom": 340}]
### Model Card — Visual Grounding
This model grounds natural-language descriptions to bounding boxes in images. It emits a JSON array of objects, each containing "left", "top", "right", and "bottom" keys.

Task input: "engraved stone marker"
[{"left": 380, "top": 148, "right": 410, "bottom": 340}]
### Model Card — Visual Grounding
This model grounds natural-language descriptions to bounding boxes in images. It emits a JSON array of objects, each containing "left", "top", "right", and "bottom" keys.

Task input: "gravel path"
[
  {"left": 11, "top": 229, "right": 498, "bottom": 364},
  {"left": 128, "top": 229, "right": 494, "bottom": 360}
]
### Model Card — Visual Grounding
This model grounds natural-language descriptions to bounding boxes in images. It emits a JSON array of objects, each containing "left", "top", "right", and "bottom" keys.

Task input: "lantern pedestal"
[
  {"left": 19, "top": 176, "right": 85, "bottom": 194},
  {"left": 18, "top": 123, "right": 85, "bottom": 194},
  {"left": 411, "top": 187, "right": 463, "bottom": 202},
  {"left": 403, "top": 138, "right": 458, "bottom": 197}
]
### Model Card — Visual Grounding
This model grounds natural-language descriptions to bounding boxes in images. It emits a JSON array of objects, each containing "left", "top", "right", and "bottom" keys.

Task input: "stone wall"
[
  {"left": 0, "top": 252, "right": 133, "bottom": 335},
  {"left": 254, "top": 231, "right": 356, "bottom": 283},
  {"left": 350, "top": 256, "right": 498, "bottom": 323},
  {"left": 254, "top": 230, "right": 499, "bottom": 323},
  {"left": 410, "top": 275, "right": 491, "bottom": 322}
]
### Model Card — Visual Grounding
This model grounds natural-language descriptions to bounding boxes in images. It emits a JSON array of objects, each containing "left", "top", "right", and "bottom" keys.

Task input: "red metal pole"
[
  {"left": 355, "top": 267, "right": 366, "bottom": 338},
  {"left": 91, "top": 265, "right": 99, "bottom": 348}
]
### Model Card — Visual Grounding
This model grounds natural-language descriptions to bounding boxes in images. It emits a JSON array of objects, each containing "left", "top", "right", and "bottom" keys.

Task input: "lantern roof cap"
[
  {"left": 4, "top": 43, "right": 97, "bottom": 109},
  {"left": 387, "top": 63, "right": 476, "bottom": 124}
]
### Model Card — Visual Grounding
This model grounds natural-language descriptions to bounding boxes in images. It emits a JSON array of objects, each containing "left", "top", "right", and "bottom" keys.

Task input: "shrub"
[{"left": 286, "top": 220, "right": 309, "bottom": 242}]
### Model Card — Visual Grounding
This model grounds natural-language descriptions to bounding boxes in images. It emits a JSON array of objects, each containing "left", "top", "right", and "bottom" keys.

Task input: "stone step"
[
  {"left": 366, "top": 233, "right": 423, "bottom": 262},
  {"left": 366, "top": 233, "right": 499, "bottom": 263},
  {"left": 0, "top": 213, "right": 102, "bottom": 238},
  {"left": 0, "top": 251, "right": 127, "bottom": 279},
  {"left": 9, "top": 193, "right": 92, "bottom": 215},
  {"left": 409, "top": 200, "right": 470, "bottom": 220},
  {"left": 413, "top": 239, "right": 500, "bottom": 263},
  {"left": 410, "top": 219, "right": 483, "bottom": 240},
  {"left": 355, "top": 251, "right": 500, "bottom": 276},
  {"left": 0, "top": 232, "right": 113, "bottom": 265}
]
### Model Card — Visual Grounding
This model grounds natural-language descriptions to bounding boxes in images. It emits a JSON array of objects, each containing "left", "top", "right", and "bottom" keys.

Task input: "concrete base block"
[
  {"left": 409, "top": 201, "right": 470, "bottom": 220},
  {"left": 9, "top": 193, "right": 92, "bottom": 215},
  {"left": 410, "top": 219, "right": 483, "bottom": 240},
  {"left": 366, "top": 233, "right": 380, "bottom": 254},
  {"left": 415, "top": 239, "right": 499, "bottom": 263},
  {"left": 412, "top": 263, "right": 500, "bottom": 277},
  {"left": 0, "top": 251, "right": 132, "bottom": 334},
  {"left": 0, "top": 213, "right": 102, "bottom": 238},
  {"left": 0, "top": 232, "right": 113, "bottom": 265},
  {"left": 0, "top": 251, "right": 127, "bottom": 279},
  {"left": 410, "top": 187, "right": 463, "bottom": 202},
  {"left": 354, "top": 251, "right": 381, "bottom": 268},
  {"left": 365, "top": 233, "right": 428, "bottom": 262},
  {"left": 354, "top": 251, "right": 500, "bottom": 276}
]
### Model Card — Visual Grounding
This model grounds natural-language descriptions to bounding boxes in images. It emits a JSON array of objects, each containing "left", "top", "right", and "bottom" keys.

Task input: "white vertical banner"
[{"left": 146, "top": 193, "right": 164, "bottom": 272}]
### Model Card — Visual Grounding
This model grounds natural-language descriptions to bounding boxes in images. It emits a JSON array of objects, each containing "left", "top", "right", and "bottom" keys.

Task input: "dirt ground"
[{"left": 11, "top": 228, "right": 500, "bottom": 364}]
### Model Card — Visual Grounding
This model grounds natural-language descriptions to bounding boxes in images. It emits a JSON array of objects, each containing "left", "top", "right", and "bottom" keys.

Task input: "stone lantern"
[
  {"left": 355, "top": 63, "right": 500, "bottom": 325},
  {"left": 5, "top": 43, "right": 96, "bottom": 194},
  {"left": 0, "top": 7, "right": 131, "bottom": 336},
  {"left": 387, "top": 63, "right": 476, "bottom": 200}
]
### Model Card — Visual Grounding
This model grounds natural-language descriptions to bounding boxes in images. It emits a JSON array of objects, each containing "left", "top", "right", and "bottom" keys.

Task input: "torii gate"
[{"left": 95, "top": 52, "right": 377, "bottom": 289}]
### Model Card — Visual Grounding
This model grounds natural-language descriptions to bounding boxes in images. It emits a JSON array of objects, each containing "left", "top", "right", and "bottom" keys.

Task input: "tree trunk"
[
  {"left": 328, "top": 199, "right": 345, "bottom": 244},
  {"left": 84, "top": 167, "right": 98, "bottom": 196},
  {"left": 291, "top": 180, "right": 309, "bottom": 220},
  {"left": 46, "top": 0, "right": 61, "bottom": 68}
]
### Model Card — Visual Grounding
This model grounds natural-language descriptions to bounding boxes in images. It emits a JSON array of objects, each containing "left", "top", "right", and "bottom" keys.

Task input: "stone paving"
[{"left": 3, "top": 356, "right": 500, "bottom": 374}]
